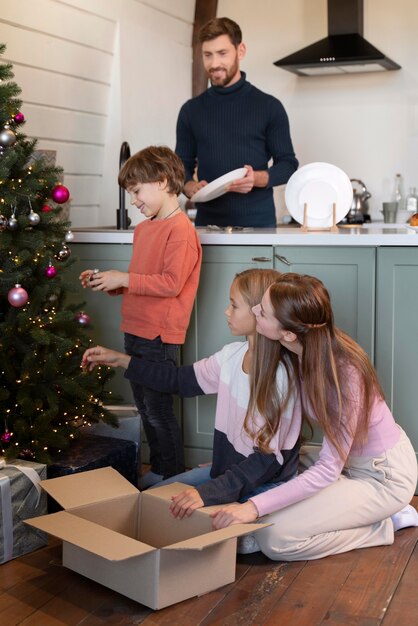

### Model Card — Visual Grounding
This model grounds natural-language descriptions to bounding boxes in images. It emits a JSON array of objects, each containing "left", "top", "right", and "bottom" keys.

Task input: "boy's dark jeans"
[{"left": 124, "top": 333, "right": 185, "bottom": 478}]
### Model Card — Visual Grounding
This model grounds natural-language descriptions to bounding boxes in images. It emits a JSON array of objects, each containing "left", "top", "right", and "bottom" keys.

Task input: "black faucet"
[{"left": 117, "top": 141, "right": 131, "bottom": 230}]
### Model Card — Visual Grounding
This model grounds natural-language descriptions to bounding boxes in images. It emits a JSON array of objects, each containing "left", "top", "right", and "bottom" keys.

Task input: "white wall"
[
  {"left": 218, "top": 0, "right": 418, "bottom": 220},
  {"left": 0, "top": 0, "right": 194, "bottom": 227}
]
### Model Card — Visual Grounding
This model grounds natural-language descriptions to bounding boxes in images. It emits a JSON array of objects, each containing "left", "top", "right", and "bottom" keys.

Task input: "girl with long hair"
[
  {"left": 211, "top": 273, "right": 418, "bottom": 560},
  {"left": 81, "top": 269, "right": 301, "bottom": 522}
]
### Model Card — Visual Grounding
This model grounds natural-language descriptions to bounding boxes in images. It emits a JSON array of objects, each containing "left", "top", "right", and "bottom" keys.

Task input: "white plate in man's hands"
[
  {"left": 190, "top": 168, "right": 247, "bottom": 203},
  {"left": 285, "top": 162, "right": 353, "bottom": 227}
]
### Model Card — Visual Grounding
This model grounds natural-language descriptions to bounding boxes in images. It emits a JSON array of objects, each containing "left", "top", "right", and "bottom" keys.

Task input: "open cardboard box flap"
[
  {"left": 38, "top": 466, "right": 138, "bottom": 509},
  {"left": 165, "top": 522, "right": 271, "bottom": 550},
  {"left": 26, "top": 511, "right": 155, "bottom": 561}
]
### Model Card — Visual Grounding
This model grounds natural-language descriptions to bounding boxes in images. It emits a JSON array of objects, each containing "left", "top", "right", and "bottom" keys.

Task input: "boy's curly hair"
[{"left": 118, "top": 145, "right": 185, "bottom": 195}]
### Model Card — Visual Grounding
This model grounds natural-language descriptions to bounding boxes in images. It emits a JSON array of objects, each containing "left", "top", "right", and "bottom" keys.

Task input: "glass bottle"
[
  {"left": 392, "top": 173, "right": 404, "bottom": 210},
  {"left": 392, "top": 174, "right": 404, "bottom": 210},
  {"left": 405, "top": 187, "right": 418, "bottom": 213}
]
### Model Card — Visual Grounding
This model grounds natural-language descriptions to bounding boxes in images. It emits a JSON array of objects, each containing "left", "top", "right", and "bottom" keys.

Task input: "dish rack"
[{"left": 300, "top": 202, "right": 338, "bottom": 232}]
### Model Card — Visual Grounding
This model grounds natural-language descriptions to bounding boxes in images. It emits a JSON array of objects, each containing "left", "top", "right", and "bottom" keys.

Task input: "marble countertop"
[{"left": 71, "top": 223, "right": 418, "bottom": 246}]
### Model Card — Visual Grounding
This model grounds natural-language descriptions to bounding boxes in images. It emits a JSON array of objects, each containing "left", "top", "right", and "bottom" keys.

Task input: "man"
[{"left": 176, "top": 17, "right": 298, "bottom": 228}]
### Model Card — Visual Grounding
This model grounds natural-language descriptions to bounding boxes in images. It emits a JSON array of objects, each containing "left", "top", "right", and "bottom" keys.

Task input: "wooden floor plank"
[
  {"left": 19, "top": 573, "right": 119, "bottom": 626},
  {"left": 319, "top": 527, "right": 418, "bottom": 626},
  {"left": 0, "top": 541, "right": 62, "bottom": 593},
  {"left": 380, "top": 541, "right": 418, "bottom": 626},
  {"left": 0, "top": 564, "right": 77, "bottom": 625},
  {"left": 259, "top": 550, "right": 362, "bottom": 626},
  {"left": 197, "top": 554, "right": 306, "bottom": 625}
]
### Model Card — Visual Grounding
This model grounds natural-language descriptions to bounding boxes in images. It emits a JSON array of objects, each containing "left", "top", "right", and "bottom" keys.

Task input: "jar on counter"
[{"left": 406, "top": 187, "right": 418, "bottom": 213}]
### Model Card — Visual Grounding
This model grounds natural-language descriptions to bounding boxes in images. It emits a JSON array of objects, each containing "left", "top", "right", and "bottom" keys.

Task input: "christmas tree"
[{"left": 0, "top": 44, "right": 117, "bottom": 463}]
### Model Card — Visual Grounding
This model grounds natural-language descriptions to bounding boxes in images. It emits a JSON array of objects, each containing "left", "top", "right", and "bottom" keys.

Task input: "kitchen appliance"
[
  {"left": 274, "top": 0, "right": 401, "bottom": 76},
  {"left": 346, "top": 179, "right": 371, "bottom": 224}
]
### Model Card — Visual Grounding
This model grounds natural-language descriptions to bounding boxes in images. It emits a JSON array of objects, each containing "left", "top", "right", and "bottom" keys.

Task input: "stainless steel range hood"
[{"left": 274, "top": 0, "right": 401, "bottom": 76}]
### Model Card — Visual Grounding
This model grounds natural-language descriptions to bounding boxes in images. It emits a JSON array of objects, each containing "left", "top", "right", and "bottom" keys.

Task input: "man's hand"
[
  {"left": 210, "top": 500, "right": 259, "bottom": 529},
  {"left": 184, "top": 180, "right": 208, "bottom": 199},
  {"left": 169, "top": 488, "right": 204, "bottom": 519},
  {"left": 88, "top": 270, "right": 129, "bottom": 292},
  {"left": 227, "top": 165, "right": 269, "bottom": 194}
]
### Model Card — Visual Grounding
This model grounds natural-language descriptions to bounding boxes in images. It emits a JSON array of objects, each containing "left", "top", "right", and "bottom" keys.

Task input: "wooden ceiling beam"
[{"left": 192, "top": 0, "right": 218, "bottom": 96}]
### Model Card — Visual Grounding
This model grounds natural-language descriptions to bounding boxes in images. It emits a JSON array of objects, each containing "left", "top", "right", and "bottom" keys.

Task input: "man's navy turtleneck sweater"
[{"left": 176, "top": 72, "right": 298, "bottom": 228}]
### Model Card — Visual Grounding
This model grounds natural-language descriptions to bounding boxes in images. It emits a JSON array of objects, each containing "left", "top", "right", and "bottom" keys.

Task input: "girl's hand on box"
[
  {"left": 210, "top": 501, "right": 258, "bottom": 529},
  {"left": 169, "top": 488, "right": 204, "bottom": 519},
  {"left": 89, "top": 270, "right": 129, "bottom": 292}
]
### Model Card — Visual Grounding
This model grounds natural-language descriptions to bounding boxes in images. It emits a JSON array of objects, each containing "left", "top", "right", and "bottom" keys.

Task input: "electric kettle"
[{"left": 347, "top": 179, "right": 371, "bottom": 223}]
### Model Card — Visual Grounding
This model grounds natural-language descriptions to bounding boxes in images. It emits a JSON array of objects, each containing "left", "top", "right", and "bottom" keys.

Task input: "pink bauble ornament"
[
  {"left": 76, "top": 311, "right": 90, "bottom": 326},
  {"left": 1, "top": 429, "right": 11, "bottom": 443},
  {"left": 41, "top": 204, "right": 53, "bottom": 213},
  {"left": 45, "top": 264, "right": 57, "bottom": 278},
  {"left": 13, "top": 112, "right": 25, "bottom": 124},
  {"left": 8, "top": 284, "right": 29, "bottom": 307},
  {"left": 51, "top": 184, "right": 70, "bottom": 204}
]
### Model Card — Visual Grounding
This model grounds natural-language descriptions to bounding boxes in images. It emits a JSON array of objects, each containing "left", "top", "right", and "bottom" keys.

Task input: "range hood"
[{"left": 274, "top": 0, "right": 401, "bottom": 76}]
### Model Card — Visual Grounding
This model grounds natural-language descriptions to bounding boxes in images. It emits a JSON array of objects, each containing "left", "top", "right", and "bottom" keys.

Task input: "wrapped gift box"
[
  {"left": 82, "top": 405, "right": 141, "bottom": 473},
  {"left": 0, "top": 459, "right": 48, "bottom": 564},
  {"left": 48, "top": 434, "right": 138, "bottom": 491}
]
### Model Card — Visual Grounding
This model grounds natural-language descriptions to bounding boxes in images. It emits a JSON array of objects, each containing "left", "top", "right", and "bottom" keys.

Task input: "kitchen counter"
[{"left": 72, "top": 223, "right": 418, "bottom": 246}]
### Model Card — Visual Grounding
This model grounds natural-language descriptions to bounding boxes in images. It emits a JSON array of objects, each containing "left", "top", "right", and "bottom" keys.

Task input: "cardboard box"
[
  {"left": 0, "top": 459, "right": 48, "bottom": 563},
  {"left": 26, "top": 467, "right": 268, "bottom": 609}
]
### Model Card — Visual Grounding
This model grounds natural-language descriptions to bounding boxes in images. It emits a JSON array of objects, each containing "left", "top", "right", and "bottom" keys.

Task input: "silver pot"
[{"left": 347, "top": 179, "right": 372, "bottom": 223}]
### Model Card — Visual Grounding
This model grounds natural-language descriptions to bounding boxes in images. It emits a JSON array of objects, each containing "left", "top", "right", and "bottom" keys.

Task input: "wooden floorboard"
[{"left": 1, "top": 499, "right": 417, "bottom": 625}]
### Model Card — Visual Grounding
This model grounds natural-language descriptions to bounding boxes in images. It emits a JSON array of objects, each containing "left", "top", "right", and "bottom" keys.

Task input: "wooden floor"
[{"left": 1, "top": 498, "right": 417, "bottom": 626}]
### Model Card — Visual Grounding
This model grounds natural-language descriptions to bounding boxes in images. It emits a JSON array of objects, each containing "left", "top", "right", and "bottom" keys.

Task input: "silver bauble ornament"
[
  {"left": 64, "top": 230, "right": 74, "bottom": 242},
  {"left": 56, "top": 244, "right": 71, "bottom": 261},
  {"left": 0, "top": 126, "right": 16, "bottom": 148},
  {"left": 0, "top": 215, "right": 7, "bottom": 231},
  {"left": 7, "top": 216, "right": 18, "bottom": 230},
  {"left": 28, "top": 210, "right": 40, "bottom": 226}
]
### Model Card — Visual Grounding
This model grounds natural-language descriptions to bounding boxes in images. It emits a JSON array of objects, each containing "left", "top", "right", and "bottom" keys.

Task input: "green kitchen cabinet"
[
  {"left": 274, "top": 246, "right": 376, "bottom": 359},
  {"left": 375, "top": 247, "right": 418, "bottom": 474},
  {"left": 67, "top": 243, "right": 133, "bottom": 403},
  {"left": 182, "top": 245, "right": 273, "bottom": 466}
]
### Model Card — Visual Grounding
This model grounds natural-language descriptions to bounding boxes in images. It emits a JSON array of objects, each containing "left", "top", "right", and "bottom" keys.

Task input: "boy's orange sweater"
[{"left": 120, "top": 211, "right": 202, "bottom": 344}]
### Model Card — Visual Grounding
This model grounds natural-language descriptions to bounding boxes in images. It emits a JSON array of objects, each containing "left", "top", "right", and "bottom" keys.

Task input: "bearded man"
[{"left": 175, "top": 17, "right": 298, "bottom": 228}]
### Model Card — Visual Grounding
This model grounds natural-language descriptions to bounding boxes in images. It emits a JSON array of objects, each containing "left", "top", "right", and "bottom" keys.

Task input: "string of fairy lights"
[{"left": 0, "top": 107, "right": 113, "bottom": 460}]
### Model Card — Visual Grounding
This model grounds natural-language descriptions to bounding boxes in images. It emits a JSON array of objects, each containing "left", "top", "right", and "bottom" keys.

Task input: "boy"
[{"left": 80, "top": 146, "right": 202, "bottom": 489}]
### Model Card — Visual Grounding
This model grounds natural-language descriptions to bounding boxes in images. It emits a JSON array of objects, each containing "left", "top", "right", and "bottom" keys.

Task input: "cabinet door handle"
[
  {"left": 274, "top": 253, "right": 291, "bottom": 266},
  {"left": 252, "top": 256, "right": 271, "bottom": 262}
]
